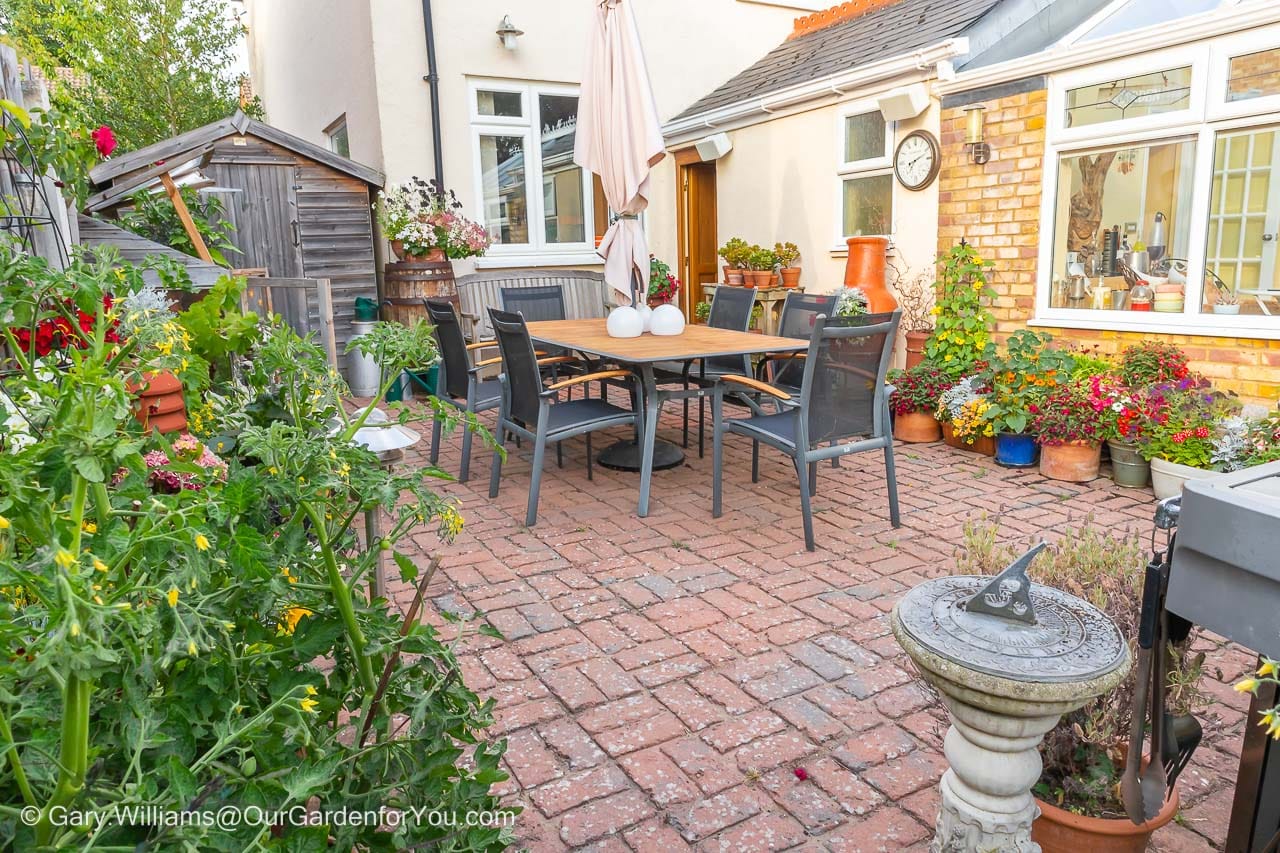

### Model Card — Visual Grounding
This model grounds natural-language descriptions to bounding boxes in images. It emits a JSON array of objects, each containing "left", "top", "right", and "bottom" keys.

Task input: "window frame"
[
  {"left": 324, "top": 115, "right": 349, "bottom": 158},
  {"left": 834, "top": 102, "right": 895, "bottom": 249},
  {"left": 1034, "top": 24, "right": 1280, "bottom": 338},
  {"left": 468, "top": 79, "right": 596, "bottom": 264}
]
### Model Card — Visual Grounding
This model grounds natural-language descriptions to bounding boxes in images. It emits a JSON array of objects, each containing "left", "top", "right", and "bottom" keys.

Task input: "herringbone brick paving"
[{"left": 388, "top": 396, "right": 1252, "bottom": 851}]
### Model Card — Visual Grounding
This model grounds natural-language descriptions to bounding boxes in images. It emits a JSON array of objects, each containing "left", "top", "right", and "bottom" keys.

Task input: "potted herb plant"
[
  {"left": 936, "top": 375, "right": 995, "bottom": 455},
  {"left": 749, "top": 302, "right": 765, "bottom": 333},
  {"left": 694, "top": 299, "right": 712, "bottom": 324},
  {"left": 957, "top": 518, "right": 1205, "bottom": 853},
  {"left": 834, "top": 287, "right": 869, "bottom": 317},
  {"left": 774, "top": 242, "right": 801, "bottom": 288},
  {"left": 924, "top": 243, "right": 996, "bottom": 378},
  {"left": 888, "top": 362, "right": 948, "bottom": 443},
  {"left": 1033, "top": 379, "right": 1110, "bottom": 482},
  {"left": 719, "top": 237, "right": 751, "bottom": 285},
  {"left": 980, "top": 330, "right": 1075, "bottom": 468}
]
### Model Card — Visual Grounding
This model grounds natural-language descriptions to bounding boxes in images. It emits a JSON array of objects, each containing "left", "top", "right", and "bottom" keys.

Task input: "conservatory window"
[
  {"left": 1048, "top": 138, "right": 1197, "bottom": 310},
  {"left": 1064, "top": 67, "right": 1193, "bottom": 128},
  {"left": 1078, "top": 0, "right": 1225, "bottom": 43},
  {"left": 470, "top": 81, "right": 593, "bottom": 256},
  {"left": 1227, "top": 48, "right": 1280, "bottom": 103},
  {"left": 1201, "top": 126, "right": 1280, "bottom": 314}
]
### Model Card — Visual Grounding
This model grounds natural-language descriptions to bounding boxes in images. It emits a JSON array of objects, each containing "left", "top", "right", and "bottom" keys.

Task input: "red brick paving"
[{"left": 388, "top": 399, "right": 1251, "bottom": 851}]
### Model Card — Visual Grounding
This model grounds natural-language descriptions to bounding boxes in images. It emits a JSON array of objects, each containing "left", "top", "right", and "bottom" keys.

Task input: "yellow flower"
[
  {"left": 82, "top": 521, "right": 97, "bottom": 534},
  {"left": 167, "top": 587, "right": 180, "bottom": 608},
  {"left": 93, "top": 558, "right": 108, "bottom": 573},
  {"left": 0, "top": 515, "right": 9, "bottom": 529},
  {"left": 300, "top": 697, "right": 319, "bottom": 714},
  {"left": 54, "top": 549, "right": 76, "bottom": 569},
  {"left": 1236, "top": 677, "right": 1260, "bottom": 693},
  {"left": 280, "top": 606, "right": 312, "bottom": 635},
  {"left": 188, "top": 640, "right": 198, "bottom": 656},
  {"left": 305, "top": 684, "right": 318, "bottom": 696},
  {"left": 1259, "top": 660, "right": 1277, "bottom": 678},
  {"left": 93, "top": 595, "right": 103, "bottom": 605},
  {"left": 194, "top": 534, "right": 210, "bottom": 551},
  {"left": 70, "top": 622, "right": 80, "bottom": 637},
  {"left": 116, "top": 602, "right": 132, "bottom": 611}
]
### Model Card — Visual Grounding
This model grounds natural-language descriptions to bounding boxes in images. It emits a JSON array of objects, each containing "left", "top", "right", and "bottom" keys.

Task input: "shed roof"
[
  {"left": 77, "top": 214, "right": 227, "bottom": 288},
  {"left": 87, "top": 110, "right": 384, "bottom": 193},
  {"left": 670, "top": 0, "right": 1003, "bottom": 122}
]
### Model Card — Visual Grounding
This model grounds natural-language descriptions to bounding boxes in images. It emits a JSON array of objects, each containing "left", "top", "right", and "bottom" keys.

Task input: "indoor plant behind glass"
[
  {"left": 957, "top": 517, "right": 1206, "bottom": 853},
  {"left": 887, "top": 362, "right": 948, "bottom": 443}
]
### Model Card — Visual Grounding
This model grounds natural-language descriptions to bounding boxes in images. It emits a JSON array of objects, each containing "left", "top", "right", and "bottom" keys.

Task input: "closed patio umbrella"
[{"left": 573, "top": 0, "right": 665, "bottom": 306}]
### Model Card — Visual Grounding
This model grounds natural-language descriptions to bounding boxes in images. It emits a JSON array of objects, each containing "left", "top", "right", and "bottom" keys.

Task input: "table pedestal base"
[{"left": 598, "top": 439, "right": 684, "bottom": 472}]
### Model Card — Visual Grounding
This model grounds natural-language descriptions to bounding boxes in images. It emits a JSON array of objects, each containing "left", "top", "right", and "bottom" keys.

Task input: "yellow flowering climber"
[
  {"left": 167, "top": 587, "right": 180, "bottom": 608},
  {"left": 300, "top": 697, "right": 319, "bottom": 714},
  {"left": 194, "top": 534, "right": 210, "bottom": 551}
]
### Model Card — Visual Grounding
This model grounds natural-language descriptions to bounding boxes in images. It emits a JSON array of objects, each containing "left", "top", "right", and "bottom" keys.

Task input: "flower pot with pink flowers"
[
  {"left": 376, "top": 178, "right": 490, "bottom": 263},
  {"left": 1033, "top": 379, "right": 1110, "bottom": 482},
  {"left": 888, "top": 362, "right": 948, "bottom": 443}
]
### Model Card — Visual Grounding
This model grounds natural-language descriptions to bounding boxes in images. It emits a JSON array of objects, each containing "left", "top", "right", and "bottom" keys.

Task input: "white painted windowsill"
[
  {"left": 1028, "top": 314, "right": 1280, "bottom": 341},
  {"left": 474, "top": 251, "right": 603, "bottom": 270}
]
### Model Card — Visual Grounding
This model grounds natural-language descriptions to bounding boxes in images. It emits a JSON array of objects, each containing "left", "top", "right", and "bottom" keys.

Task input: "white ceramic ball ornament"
[
  {"left": 606, "top": 306, "right": 644, "bottom": 338},
  {"left": 649, "top": 303, "right": 686, "bottom": 336},
  {"left": 636, "top": 303, "right": 653, "bottom": 333}
]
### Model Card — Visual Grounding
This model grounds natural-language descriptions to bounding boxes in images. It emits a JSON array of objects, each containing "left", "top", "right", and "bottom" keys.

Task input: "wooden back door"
[
  {"left": 676, "top": 149, "right": 718, "bottom": 318},
  {"left": 208, "top": 157, "right": 305, "bottom": 278}
]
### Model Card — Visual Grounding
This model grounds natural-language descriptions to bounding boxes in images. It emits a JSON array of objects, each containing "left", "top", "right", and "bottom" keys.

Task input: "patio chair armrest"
[
  {"left": 474, "top": 356, "right": 502, "bottom": 368},
  {"left": 466, "top": 340, "right": 497, "bottom": 351},
  {"left": 537, "top": 356, "right": 578, "bottom": 367},
  {"left": 719, "top": 374, "right": 791, "bottom": 401},
  {"left": 545, "top": 369, "right": 632, "bottom": 392},
  {"left": 758, "top": 352, "right": 805, "bottom": 364}
]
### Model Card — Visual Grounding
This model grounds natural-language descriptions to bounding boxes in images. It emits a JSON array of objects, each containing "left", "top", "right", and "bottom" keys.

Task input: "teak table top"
[{"left": 525, "top": 319, "right": 805, "bottom": 364}]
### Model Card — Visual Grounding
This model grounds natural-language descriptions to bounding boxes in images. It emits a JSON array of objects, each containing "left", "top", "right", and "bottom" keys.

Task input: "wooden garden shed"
[{"left": 83, "top": 111, "right": 384, "bottom": 369}]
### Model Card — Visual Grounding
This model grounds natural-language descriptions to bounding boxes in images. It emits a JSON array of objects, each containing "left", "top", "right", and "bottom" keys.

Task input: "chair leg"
[
  {"left": 682, "top": 386, "right": 690, "bottom": 449},
  {"left": 488, "top": 426, "right": 507, "bottom": 499},
  {"left": 884, "top": 443, "right": 902, "bottom": 528},
  {"left": 429, "top": 415, "right": 442, "bottom": 464},
  {"left": 698, "top": 396, "right": 706, "bottom": 458},
  {"left": 712, "top": 395, "right": 724, "bottom": 517},
  {"left": 808, "top": 461, "right": 818, "bottom": 496},
  {"left": 526, "top": 426, "right": 548, "bottom": 527},
  {"left": 751, "top": 440, "right": 760, "bottom": 483},
  {"left": 796, "top": 455, "right": 816, "bottom": 551},
  {"left": 556, "top": 441, "right": 563, "bottom": 468},
  {"left": 586, "top": 432, "right": 593, "bottom": 481},
  {"left": 460, "top": 418, "right": 474, "bottom": 483}
]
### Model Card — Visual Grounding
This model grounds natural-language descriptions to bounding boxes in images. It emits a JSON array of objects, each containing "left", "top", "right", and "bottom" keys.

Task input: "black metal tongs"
[{"left": 1121, "top": 497, "right": 1199, "bottom": 824}]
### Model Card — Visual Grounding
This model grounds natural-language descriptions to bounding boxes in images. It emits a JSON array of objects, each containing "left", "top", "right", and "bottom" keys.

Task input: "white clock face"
[{"left": 896, "top": 134, "right": 936, "bottom": 188}]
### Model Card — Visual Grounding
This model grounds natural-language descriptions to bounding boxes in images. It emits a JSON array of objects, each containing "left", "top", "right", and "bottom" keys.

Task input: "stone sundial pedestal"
[{"left": 890, "top": 544, "right": 1130, "bottom": 852}]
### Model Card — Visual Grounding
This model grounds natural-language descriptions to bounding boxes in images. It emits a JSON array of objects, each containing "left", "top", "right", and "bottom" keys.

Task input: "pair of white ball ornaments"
[{"left": 606, "top": 303, "right": 686, "bottom": 338}]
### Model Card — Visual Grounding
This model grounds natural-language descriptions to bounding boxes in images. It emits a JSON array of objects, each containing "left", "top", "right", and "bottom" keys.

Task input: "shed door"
[{"left": 209, "top": 162, "right": 304, "bottom": 278}]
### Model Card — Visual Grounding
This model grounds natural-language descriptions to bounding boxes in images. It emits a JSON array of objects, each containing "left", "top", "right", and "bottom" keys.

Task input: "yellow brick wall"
[{"left": 937, "top": 88, "right": 1280, "bottom": 404}]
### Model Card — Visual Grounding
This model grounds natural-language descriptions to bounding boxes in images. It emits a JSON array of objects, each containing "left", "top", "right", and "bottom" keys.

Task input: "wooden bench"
[{"left": 455, "top": 269, "right": 618, "bottom": 340}]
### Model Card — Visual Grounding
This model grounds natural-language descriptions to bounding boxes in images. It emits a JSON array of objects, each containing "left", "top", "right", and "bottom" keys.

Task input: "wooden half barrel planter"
[{"left": 383, "top": 258, "right": 457, "bottom": 326}]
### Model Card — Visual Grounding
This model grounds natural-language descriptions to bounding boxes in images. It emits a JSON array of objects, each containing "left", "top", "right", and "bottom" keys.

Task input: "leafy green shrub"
[
  {"left": 118, "top": 187, "right": 240, "bottom": 266},
  {"left": 0, "top": 245, "right": 511, "bottom": 850},
  {"left": 923, "top": 243, "right": 996, "bottom": 377}
]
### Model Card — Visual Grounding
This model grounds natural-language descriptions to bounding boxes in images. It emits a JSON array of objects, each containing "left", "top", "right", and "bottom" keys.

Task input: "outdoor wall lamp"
[
  {"left": 963, "top": 104, "right": 991, "bottom": 165},
  {"left": 496, "top": 15, "right": 523, "bottom": 50}
]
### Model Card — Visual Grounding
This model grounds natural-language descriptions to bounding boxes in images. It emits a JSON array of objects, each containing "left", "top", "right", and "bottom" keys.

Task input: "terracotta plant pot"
[
  {"left": 780, "top": 267, "right": 801, "bottom": 288},
  {"left": 130, "top": 370, "right": 188, "bottom": 434},
  {"left": 942, "top": 422, "right": 995, "bottom": 456},
  {"left": 1032, "top": 785, "right": 1179, "bottom": 853},
  {"left": 725, "top": 270, "right": 746, "bottom": 286},
  {"left": 1040, "top": 441, "right": 1102, "bottom": 482},
  {"left": 904, "top": 330, "right": 929, "bottom": 368},
  {"left": 894, "top": 411, "right": 942, "bottom": 443},
  {"left": 389, "top": 240, "right": 445, "bottom": 263},
  {"left": 749, "top": 269, "right": 776, "bottom": 288},
  {"left": 843, "top": 236, "right": 897, "bottom": 313}
]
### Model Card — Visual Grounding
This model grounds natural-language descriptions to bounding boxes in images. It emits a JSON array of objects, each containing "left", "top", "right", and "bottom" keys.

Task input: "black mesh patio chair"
[
  {"left": 712, "top": 311, "right": 902, "bottom": 551},
  {"left": 486, "top": 308, "right": 639, "bottom": 527},
  {"left": 500, "top": 285, "right": 593, "bottom": 398},
  {"left": 652, "top": 286, "right": 757, "bottom": 455},
  {"left": 756, "top": 292, "right": 839, "bottom": 394},
  {"left": 422, "top": 299, "right": 503, "bottom": 483}
]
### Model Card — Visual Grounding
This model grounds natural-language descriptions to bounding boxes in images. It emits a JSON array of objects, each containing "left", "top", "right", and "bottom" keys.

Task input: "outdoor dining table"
[{"left": 525, "top": 318, "right": 807, "bottom": 517}]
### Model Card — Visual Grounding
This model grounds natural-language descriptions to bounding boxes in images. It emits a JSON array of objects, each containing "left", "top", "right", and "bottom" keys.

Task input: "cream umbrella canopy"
[{"left": 573, "top": 0, "right": 666, "bottom": 306}]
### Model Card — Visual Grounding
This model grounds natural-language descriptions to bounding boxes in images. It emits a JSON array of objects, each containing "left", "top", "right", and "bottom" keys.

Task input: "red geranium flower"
[{"left": 91, "top": 125, "right": 117, "bottom": 158}]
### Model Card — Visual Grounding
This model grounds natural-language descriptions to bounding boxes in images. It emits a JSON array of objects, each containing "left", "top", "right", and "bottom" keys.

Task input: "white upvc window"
[
  {"left": 836, "top": 104, "right": 894, "bottom": 249},
  {"left": 1036, "top": 25, "right": 1280, "bottom": 338},
  {"left": 469, "top": 79, "right": 597, "bottom": 266}
]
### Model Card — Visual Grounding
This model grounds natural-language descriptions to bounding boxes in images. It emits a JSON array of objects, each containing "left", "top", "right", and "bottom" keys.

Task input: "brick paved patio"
[{"left": 390, "top": 402, "right": 1256, "bottom": 852}]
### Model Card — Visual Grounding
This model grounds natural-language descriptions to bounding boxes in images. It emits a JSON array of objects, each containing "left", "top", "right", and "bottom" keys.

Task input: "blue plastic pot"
[{"left": 995, "top": 432, "right": 1039, "bottom": 468}]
